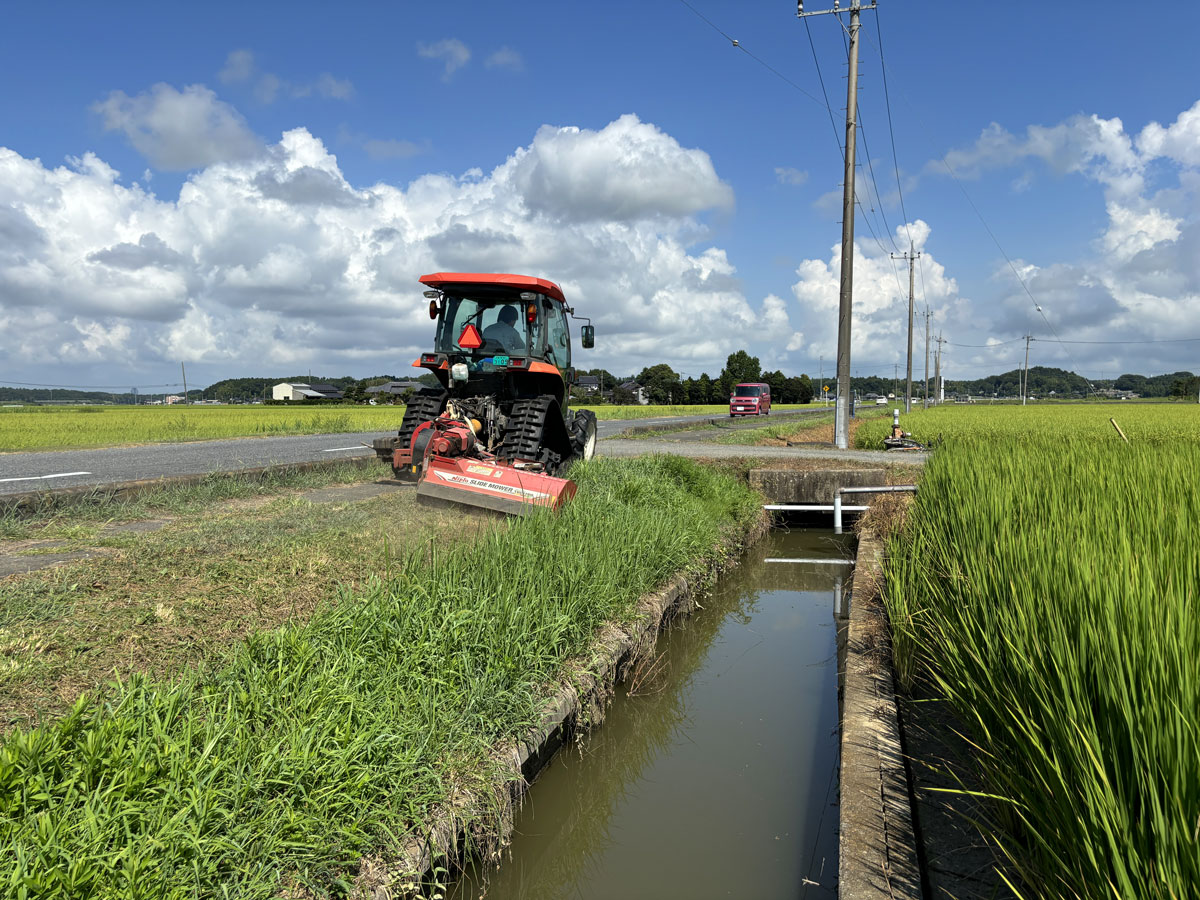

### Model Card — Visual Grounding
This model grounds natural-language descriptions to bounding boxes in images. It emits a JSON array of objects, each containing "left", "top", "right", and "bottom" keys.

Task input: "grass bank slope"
[
  {"left": 0, "top": 456, "right": 761, "bottom": 898},
  {"left": 884, "top": 421, "right": 1198, "bottom": 898}
]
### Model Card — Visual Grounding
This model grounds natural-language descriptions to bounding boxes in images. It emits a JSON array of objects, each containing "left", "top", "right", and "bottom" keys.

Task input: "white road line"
[
  {"left": 0, "top": 471, "right": 92, "bottom": 484},
  {"left": 322, "top": 446, "right": 365, "bottom": 452}
]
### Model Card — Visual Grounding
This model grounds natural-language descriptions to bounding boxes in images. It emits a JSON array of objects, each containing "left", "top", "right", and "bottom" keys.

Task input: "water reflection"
[{"left": 450, "top": 528, "right": 850, "bottom": 900}]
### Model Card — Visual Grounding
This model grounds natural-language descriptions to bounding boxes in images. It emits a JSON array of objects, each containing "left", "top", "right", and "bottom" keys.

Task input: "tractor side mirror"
[{"left": 580, "top": 325, "right": 595, "bottom": 349}]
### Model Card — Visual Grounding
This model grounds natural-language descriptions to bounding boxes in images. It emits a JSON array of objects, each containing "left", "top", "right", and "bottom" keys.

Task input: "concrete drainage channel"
[{"left": 404, "top": 467, "right": 923, "bottom": 900}]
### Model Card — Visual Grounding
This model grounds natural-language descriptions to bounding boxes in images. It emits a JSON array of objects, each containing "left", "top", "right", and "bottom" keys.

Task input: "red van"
[{"left": 729, "top": 383, "right": 771, "bottom": 417}]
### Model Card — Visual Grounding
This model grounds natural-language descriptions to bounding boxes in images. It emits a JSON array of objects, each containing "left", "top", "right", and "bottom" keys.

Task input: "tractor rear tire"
[
  {"left": 392, "top": 388, "right": 447, "bottom": 478},
  {"left": 570, "top": 409, "right": 598, "bottom": 462},
  {"left": 499, "top": 395, "right": 567, "bottom": 475}
]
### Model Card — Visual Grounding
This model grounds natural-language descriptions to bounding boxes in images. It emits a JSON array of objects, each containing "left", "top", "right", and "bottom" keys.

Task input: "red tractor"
[{"left": 372, "top": 272, "right": 598, "bottom": 515}]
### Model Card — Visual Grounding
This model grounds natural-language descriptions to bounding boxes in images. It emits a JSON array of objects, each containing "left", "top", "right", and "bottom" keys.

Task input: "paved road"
[
  {"left": 0, "top": 432, "right": 394, "bottom": 497},
  {"left": 0, "top": 409, "right": 911, "bottom": 497},
  {"left": 0, "top": 411, "right": 793, "bottom": 496}
]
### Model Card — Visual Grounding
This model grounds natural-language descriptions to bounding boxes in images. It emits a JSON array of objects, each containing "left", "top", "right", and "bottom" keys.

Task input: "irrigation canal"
[{"left": 450, "top": 527, "right": 852, "bottom": 899}]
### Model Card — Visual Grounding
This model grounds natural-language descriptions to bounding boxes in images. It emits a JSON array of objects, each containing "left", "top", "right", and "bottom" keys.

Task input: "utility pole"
[
  {"left": 933, "top": 333, "right": 946, "bottom": 403},
  {"left": 1021, "top": 334, "right": 1032, "bottom": 406},
  {"left": 798, "top": 0, "right": 877, "bottom": 448},
  {"left": 181, "top": 362, "right": 188, "bottom": 405},
  {"left": 891, "top": 244, "right": 921, "bottom": 413},
  {"left": 923, "top": 308, "right": 931, "bottom": 409}
]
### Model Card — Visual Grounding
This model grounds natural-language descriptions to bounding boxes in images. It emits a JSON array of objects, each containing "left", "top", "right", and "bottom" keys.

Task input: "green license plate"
[{"left": 491, "top": 355, "right": 510, "bottom": 366}]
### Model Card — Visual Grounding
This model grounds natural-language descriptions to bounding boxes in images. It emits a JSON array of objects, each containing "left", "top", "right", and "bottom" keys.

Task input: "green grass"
[
  {"left": 0, "top": 456, "right": 761, "bottom": 898},
  {"left": 883, "top": 421, "right": 1199, "bottom": 898},
  {"left": 0, "top": 462, "right": 488, "bottom": 734}
]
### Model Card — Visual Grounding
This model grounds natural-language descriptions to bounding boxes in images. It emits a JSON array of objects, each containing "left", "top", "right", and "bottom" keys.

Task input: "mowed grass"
[
  {"left": 0, "top": 456, "right": 762, "bottom": 897},
  {"left": 0, "top": 462, "right": 491, "bottom": 734},
  {"left": 882, "top": 409, "right": 1199, "bottom": 898}
]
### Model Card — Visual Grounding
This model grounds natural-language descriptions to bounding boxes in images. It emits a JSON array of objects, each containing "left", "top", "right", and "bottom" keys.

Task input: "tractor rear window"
[{"left": 436, "top": 297, "right": 536, "bottom": 357}]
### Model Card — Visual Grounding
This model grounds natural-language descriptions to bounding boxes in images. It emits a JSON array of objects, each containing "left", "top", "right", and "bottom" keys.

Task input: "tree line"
[{"left": 577, "top": 351, "right": 816, "bottom": 405}]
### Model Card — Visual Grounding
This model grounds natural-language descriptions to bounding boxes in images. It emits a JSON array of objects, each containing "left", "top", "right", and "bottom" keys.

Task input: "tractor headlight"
[{"left": 451, "top": 362, "right": 469, "bottom": 382}]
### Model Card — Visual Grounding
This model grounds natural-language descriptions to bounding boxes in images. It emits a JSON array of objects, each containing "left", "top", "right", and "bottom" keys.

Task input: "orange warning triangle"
[{"left": 458, "top": 323, "right": 483, "bottom": 349}]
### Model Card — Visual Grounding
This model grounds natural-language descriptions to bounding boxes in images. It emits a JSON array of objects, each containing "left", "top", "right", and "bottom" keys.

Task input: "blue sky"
[{"left": 3, "top": 0, "right": 1199, "bottom": 391}]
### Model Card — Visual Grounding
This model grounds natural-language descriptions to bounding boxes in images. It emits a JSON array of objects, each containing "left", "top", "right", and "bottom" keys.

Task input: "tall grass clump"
[
  {"left": 0, "top": 456, "right": 760, "bottom": 898},
  {"left": 885, "top": 438, "right": 1199, "bottom": 898}
]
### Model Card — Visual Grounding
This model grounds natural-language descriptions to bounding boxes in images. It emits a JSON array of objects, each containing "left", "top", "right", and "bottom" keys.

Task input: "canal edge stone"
[
  {"left": 839, "top": 529, "right": 923, "bottom": 899},
  {"left": 355, "top": 509, "right": 773, "bottom": 899}
]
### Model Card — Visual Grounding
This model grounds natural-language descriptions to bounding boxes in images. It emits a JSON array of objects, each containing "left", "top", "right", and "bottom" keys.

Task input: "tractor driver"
[{"left": 483, "top": 305, "right": 526, "bottom": 355}]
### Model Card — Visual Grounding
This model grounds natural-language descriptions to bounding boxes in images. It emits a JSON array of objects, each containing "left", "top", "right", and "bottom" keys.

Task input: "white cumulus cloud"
[
  {"left": 417, "top": 39, "right": 471, "bottom": 80},
  {"left": 93, "top": 83, "right": 262, "bottom": 170},
  {"left": 0, "top": 114, "right": 795, "bottom": 382}
]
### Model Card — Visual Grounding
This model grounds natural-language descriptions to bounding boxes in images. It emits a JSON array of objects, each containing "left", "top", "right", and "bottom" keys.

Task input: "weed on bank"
[{"left": 0, "top": 456, "right": 760, "bottom": 898}]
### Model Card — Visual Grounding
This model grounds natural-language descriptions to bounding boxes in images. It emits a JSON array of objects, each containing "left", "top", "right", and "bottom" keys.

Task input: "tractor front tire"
[{"left": 570, "top": 409, "right": 598, "bottom": 462}]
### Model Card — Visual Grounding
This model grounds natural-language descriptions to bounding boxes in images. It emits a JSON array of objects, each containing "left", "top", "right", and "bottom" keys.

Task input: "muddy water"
[{"left": 450, "top": 528, "right": 851, "bottom": 900}]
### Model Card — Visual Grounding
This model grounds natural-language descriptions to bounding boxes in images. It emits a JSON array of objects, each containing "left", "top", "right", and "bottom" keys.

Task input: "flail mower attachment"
[{"left": 407, "top": 415, "right": 577, "bottom": 516}]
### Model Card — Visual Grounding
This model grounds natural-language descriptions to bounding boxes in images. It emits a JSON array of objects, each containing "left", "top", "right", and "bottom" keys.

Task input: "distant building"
[
  {"left": 618, "top": 381, "right": 649, "bottom": 405},
  {"left": 164, "top": 395, "right": 184, "bottom": 405},
  {"left": 364, "top": 380, "right": 426, "bottom": 398},
  {"left": 272, "top": 382, "right": 344, "bottom": 401},
  {"left": 576, "top": 375, "right": 601, "bottom": 394}
]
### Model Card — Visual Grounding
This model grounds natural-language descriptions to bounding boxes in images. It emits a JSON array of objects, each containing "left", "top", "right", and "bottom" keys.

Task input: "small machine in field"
[{"left": 373, "top": 272, "right": 597, "bottom": 515}]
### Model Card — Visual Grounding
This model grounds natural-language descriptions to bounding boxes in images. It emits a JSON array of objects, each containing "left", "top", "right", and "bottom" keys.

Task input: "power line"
[
  {"left": 675, "top": 0, "right": 829, "bottom": 109},
  {"left": 946, "top": 337, "right": 1025, "bottom": 349},
  {"left": 1034, "top": 336, "right": 1200, "bottom": 345},
  {"left": 803, "top": 17, "right": 844, "bottom": 155},
  {"left": 0, "top": 379, "right": 185, "bottom": 389},
  {"left": 875, "top": 4, "right": 912, "bottom": 249}
]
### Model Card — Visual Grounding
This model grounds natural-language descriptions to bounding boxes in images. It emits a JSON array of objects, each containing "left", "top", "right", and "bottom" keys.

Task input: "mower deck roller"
[
  {"left": 375, "top": 272, "right": 597, "bottom": 515},
  {"left": 415, "top": 455, "right": 577, "bottom": 516}
]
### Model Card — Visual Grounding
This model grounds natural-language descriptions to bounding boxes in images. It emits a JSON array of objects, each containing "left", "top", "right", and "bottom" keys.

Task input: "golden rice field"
[
  {"left": 0, "top": 406, "right": 409, "bottom": 452},
  {"left": 0, "top": 403, "right": 813, "bottom": 452},
  {"left": 877, "top": 402, "right": 1199, "bottom": 898}
]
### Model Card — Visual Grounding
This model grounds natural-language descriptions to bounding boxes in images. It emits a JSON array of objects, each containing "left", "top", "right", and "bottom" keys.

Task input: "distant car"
[
  {"left": 875, "top": 397, "right": 887, "bottom": 406},
  {"left": 729, "top": 383, "right": 771, "bottom": 417}
]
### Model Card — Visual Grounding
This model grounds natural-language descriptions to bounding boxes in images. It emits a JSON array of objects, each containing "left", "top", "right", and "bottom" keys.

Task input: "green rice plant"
[
  {"left": 0, "top": 456, "right": 760, "bottom": 898},
  {"left": 854, "top": 403, "right": 1200, "bottom": 451},
  {"left": 884, "top": 438, "right": 1199, "bottom": 898}
]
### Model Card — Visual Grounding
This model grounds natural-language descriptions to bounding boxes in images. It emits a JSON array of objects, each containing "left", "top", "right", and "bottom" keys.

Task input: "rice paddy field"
[
  {"left": 0, "top": 456, "right": 762, "bottom": 897},
  {"left": 0, "top": 404, "right": 814, "bottom": 452},
  {"left": 876, "top": 403, "right": 1199, "bottom": 898}
]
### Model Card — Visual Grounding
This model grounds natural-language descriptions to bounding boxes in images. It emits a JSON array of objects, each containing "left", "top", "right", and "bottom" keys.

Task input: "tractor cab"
[
  {"left": 372, "top": 272, "right": 599, "bottom": 515},
  {"left": 418, "top": 273, "right": 594, "bottom": 405}
]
